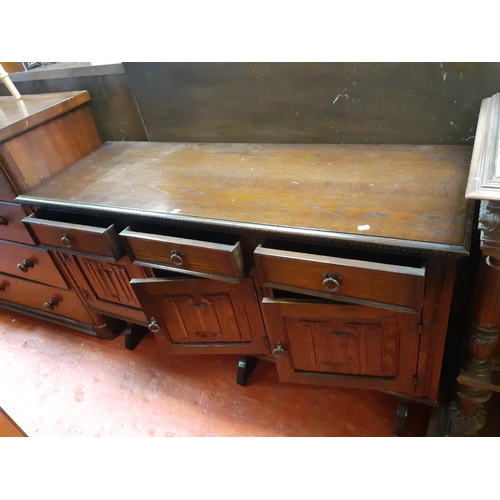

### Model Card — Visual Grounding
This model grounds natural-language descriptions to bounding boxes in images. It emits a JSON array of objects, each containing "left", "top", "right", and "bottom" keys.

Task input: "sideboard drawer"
[
  {"left": 120, "top": 224, "right": 245, "bottom": 282},
  {"left": 0, "top": 240, "right": 69, "bottom": 289},
  {"left": 255, "top": 243, "right": 426, "bottom": 312},
  {"left": 23, "top": 210, "right": 124, "bottom": 260},
  {"left": 0, "top": 202, "right": 34, "bottom": 244},
  {"left": 0, "top": 171, "right": 16, "bottom": 202},
  {"left": 0, "top": 272, "right": 91, "bottom": 323}
]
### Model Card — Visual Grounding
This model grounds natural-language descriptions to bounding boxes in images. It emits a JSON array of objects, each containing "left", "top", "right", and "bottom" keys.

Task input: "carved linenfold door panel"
[
  {"left": 261, "top": 299, "right": 420, "bottom": 396},
  {"left": 76, "top": 257, "right": 143, "bottom": 308},
  {"left": 53, "top": 252, "right": 152, "bottom": 325},
  {"left": 159, "top": 293, "right": 253, "bottom": 343},
  {"left": 130, "top": 276, "right": 269, "bottom": 355},
  {"left": 285, "top": 318, "right": 399, "bottom": 377}
]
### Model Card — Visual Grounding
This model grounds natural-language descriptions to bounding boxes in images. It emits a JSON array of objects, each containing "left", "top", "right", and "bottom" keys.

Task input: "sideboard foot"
[
  {"left": 124, "top": 323, "right": 148, "bottom": 350},
  {"left": 236, "top": 355, "right": 258, "bottom": 386},
  {"left": 395, "top": 401, "right": 409, "bottom": 436}
]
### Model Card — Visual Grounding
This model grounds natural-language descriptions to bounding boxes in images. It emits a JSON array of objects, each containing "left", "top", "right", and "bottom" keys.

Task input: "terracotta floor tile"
[{"left": 0, "top": 309, "right": 430, "bottom": 437}]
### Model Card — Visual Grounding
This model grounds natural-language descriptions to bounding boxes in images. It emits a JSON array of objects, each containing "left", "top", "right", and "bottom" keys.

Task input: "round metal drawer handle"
[
  {"left": 0, "top": 216, "right": 8, "bottom": 226},
  {"left": 17, "top": 259, "right": 35, "bottom": 273},
  {"left": 322, "top": 272, "right": 343, "bottom": 292},
  {"left": 272, "top": 341, "right": 287, "bottom": 359},
  {"left": 43, "top": 298, "right": 59, "bottom": 311},
  {"left": 61, "top": 234, "right": 72, "bottom": 248},
  {"left": 170, "top": 250, "right": 183, "bottom": 266},
  {"left": 148, "top": 317, "right": 161, "bottom": 333}
]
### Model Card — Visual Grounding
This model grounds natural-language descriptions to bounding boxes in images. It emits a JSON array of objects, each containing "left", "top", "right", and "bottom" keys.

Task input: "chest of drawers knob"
[
  {"left": 17, "top": 259, "right": 35, "bottom": 273},
  {"left": 322, "top": 272, "right": 343, "bottom": 292},
  {"left": 0, "top": 216, "right": 8, "bottom": 226},
  {"left": 43, "top": 298, "right": 59, "bottom": 311}
]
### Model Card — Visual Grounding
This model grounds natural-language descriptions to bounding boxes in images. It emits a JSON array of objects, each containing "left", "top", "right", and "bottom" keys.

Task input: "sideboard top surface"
[
  {"left": 0, "top": 91, "right": 90, "bottom": 143},
  {"left": 18, "top": 141, "right": 474, "bottom": 254}
]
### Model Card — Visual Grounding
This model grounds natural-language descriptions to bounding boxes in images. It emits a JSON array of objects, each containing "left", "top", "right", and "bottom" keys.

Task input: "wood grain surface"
[
  {"left": 19, "top": 141, "right": 473, "bottom": 251},
  {"left": 0, "top": 91, "right": 90, "bottom": 142}
]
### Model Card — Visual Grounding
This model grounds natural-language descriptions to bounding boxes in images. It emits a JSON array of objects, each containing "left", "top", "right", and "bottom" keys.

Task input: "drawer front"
[
  {"left": 120, "top": 227, "right": 245, "bottom": 282},
  {"left": 255, "top": 246, "right": 426, "bottom": 312},
  {"left": 0, "top": 170, "right": 16, "bottom": 202},
  {"left": 0, "top": 241, "right": 69, "bottom": 289},
  {"left": 23, "top": 213, "right": 124, "bottom": 260},
  {"left": 0, "top": 272, "right": 92, "bottom": 324},
  {"left": 0, "top": 202, "right": 34, "bottom": 245}
]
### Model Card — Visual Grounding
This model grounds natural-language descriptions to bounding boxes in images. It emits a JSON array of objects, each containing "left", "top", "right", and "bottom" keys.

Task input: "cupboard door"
[
  {"left": 130, "top": 276, "right": 269, "bottom": 355},
  {"left": 261, "top": 298, "right": 420, "bottom": 397},
  {"left": 52, "top": 252, "right": 150, "bottom": 325},
  {"left": 75, "top": 256, "right": 145, "bottom": 309}
]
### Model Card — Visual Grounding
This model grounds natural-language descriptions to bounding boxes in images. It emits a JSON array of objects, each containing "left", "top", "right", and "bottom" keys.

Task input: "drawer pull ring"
[
  {"left": 43, "top": 298, "right": 59, "bottom": 311},
  {"left": 0, "top": 216, "right": 8, "bottom": 226},
  {"left": 148, "top": 317, "right": 161, "bottom": 333},
  {"left": 272, "top": 341, "right": 287, "bottom": 359},
  {"left": 322, "top": 272, "right": 343, "bottom": 292},
  {"left": 61, "top": 234, "right": 72, "bottom": 248},
  {"left": 17, "top": 259, "right": 35, "bottom": 273},
  {"left": 170, "top": 250, "right": 183, "bottom": 266}
]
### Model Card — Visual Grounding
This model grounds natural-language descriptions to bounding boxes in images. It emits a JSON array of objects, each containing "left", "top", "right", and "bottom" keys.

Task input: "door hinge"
[
  {"left": 408, "top": 373, "right": 425, "bottom": 389},
  {"left": 261, "top": 334, "right": 270, "bottom": 351},
  {"left": 410, "top": 319, "right": 431, "bottom": 337}
]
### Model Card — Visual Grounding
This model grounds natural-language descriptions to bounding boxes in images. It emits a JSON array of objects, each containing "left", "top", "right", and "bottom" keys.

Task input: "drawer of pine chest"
[
  {"left": 0, "top": 202, "right": 34, "bottom": 244},
  {"left": 22, "top": 210, "right": 124, "bottom": 260},
  {"left": 0, "top": 272, "right": 91, "bottom": 324},
  {"left": 0, "top": 240, "right": 69, "bottom": 289},
  {"left": 120, "top": 224, "right": 245, "bottom": 282},
  {"left": 254, "top": 244, "right": 426, "bottom": 312}
]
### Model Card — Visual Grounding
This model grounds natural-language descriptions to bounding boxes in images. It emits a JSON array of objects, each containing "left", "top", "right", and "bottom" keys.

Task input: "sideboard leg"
[
  {"left": 395, "top": 401, "right": 409, "bottom": 436},
  {"left": 236, "top": 355, "right": 258, "bottom": 386},
  {"left": 124, "top": 323, "right": 148, "bottom": 350}
]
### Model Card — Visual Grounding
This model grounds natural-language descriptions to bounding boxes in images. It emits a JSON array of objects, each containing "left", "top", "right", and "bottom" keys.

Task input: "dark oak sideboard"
[{"left": 15, "top": 137, "right": 474, "bottom": 406}]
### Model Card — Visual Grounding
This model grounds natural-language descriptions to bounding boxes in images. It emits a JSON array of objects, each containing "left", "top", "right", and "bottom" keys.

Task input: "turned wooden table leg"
[{"left": 450, "top": 256, "right": 500, "bottom": 435}]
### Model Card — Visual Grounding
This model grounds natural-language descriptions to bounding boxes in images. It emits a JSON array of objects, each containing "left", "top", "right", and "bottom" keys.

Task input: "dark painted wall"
[
  {"left": 123, "top": 62, "right": 500, "bottom": 144},
  {"left": 3, "top": 62, "right": 499, "bottom": 145}
]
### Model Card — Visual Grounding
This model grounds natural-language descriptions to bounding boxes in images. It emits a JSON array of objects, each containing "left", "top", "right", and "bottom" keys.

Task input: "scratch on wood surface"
[{"left": 332, "top": 89, "right": 349, "bottom": 105}]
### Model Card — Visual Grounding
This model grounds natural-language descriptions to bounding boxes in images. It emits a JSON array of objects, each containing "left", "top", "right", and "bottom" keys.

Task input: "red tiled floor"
[{"left": 0, "top": 308, "right": 430, "bottom": 437}]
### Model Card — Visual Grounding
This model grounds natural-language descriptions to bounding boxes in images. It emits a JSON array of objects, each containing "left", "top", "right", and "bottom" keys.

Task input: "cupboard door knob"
[
  {"left": 17, "top": 259, "right": 35, "bottom": 273},
  {"left": 170, "top": 250, "right": 183, "bottom": 266},
  {"left": 43, "top": 298, "right": 59, "bottom": 311},
  {"left": 322, "top": 272, "right": 343, "bottom": 292},
  {"left": 148, "top": 317, "right": 161, "bottom": 333},
  {"left": 61, "top": 234, "right": 72, "bottom": 247},
  {"left": 272, "top": 341, "right": 287, "bottom": 358},
  {"left": 0, "top": 216, "right": 8, "bottom": 226}
]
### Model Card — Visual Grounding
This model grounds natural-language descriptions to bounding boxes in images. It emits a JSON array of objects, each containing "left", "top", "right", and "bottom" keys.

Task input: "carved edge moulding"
[{"left": 451, "top": 93, "right": 500, "bottom": 435}]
